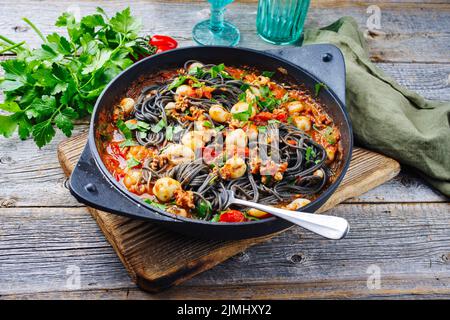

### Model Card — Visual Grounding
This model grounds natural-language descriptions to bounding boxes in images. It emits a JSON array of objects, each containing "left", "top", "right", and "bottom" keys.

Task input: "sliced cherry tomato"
[
  {"left": 219, "top": 210, "right": 245, "bottom": 223},
  {"left": 150, "top": 35, "right": 178, "bottom": 52}
]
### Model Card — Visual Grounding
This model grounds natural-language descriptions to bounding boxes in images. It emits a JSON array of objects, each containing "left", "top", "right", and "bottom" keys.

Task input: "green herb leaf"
[
  {"left": 151, "top": 118, "right": 167, "bottom": 133},
  {"left": 126, "top": 156, "right": 141, "bottom": 168},
  {"left": 119, "top": 139, "right": 137, "bottom": 147},
  {"left": 167, "top": 76, "right": 187, "bottom": 91},
  {"left": 188, "top": 66, "right": 204, "bottom": 77},
  {"left": 0, "top": 7, "right": 153, "bottom": 148},
  {"left": 262, "top": 71, "right": 275, "bottom": 77},
  {"left": 0, "top": 101, "right": 21, "bottom": 112},
  {"left": 143, "top": 198, "right": 167, "bottom": 210},
  {"left": 209, "top": 63, "right": 225, "bottom": 78},
  {"left": 305, "top": 146, "right": 317, "bottom": 162},
  {"left": 0, "top": 115, "right": 18, "bottom": 138},
  {"left": 165, "top": 125, "right": 174, "bottom": 141},
  {"left": 314, "top": 82, "right": 328, "bottom": 97},
  {"left": 109, "top": 7, "right": 142, "bottom": 38},
  {"left": 117, "top": 119, "right": 133, "bottom": 139},
  {"left": 32, "top": 121, "right": 55, "bottom": 148},
  {"left": 203, "top": 120, "right": 213, "bottom": 128},
  {"left": 197, "top": 200, "right": 212, "bottom": 219},
  {"left": 54, "top": 112, "right": 74, "bottom": 137},
  {"left": 323, "top": 126, "right": 336, "bottom": 145}
]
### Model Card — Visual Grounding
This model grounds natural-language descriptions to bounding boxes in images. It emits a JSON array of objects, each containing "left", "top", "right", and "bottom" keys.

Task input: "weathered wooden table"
[{"left": 0, "top": 0, "right": 449, "bottom": 299}]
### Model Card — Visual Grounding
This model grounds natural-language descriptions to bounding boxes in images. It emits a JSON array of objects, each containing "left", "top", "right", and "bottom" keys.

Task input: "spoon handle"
[{"left": 231, "top": 198, "right": 349, "bottom": 240}]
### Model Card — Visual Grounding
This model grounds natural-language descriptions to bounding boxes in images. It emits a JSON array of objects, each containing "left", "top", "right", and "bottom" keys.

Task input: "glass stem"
[{"left": 209, "top": 6, "right": 225, "bottom": 33}]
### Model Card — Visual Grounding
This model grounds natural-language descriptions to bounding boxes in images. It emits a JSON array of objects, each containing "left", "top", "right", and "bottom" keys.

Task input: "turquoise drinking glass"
[
  {"left": 256, "top": 0, "right": 310, "bottom": 45},
  {"left": 193, "top": 0, "right": 240, "bottom": 46}
]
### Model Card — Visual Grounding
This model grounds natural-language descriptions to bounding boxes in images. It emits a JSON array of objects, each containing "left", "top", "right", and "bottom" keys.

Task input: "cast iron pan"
[{"left": 69, "top": 45, "right": 353, "bottom": 240}]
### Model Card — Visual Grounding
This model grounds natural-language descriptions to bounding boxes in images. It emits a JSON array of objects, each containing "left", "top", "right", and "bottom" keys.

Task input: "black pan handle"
[
  {"left": 69, "top": 143, "right": 179, "bottom": 223},
  {"left": 266, "top": 44, "right": 346, "bottom": 105}
]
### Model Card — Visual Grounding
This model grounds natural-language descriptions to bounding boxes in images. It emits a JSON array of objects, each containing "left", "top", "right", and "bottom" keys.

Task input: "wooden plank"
[
  {"left": 0, "top": 1, "right": 449, "bottom": 63},
  {"left": 1, "top": 203, "right": 449, "bottom": 298},
  {"left": 55, "top": 131, "right": 401, "bottom": 292}
]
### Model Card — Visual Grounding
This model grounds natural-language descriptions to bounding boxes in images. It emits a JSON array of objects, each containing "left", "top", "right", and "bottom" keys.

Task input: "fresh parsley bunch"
[{"left": 0, "top": 7, "right": 156, "bottom": 147}]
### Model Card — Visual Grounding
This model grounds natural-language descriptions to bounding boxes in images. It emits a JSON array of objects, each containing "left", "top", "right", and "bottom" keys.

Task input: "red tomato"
[
  {"left": 219, "top": 210, "right": 245, "bottom": 223},
  {"left": 150, "top": 35, "right": 178, "bottom": 52},
  {"left": 275, "top": 112, "right": 288, "bottom": 122}
]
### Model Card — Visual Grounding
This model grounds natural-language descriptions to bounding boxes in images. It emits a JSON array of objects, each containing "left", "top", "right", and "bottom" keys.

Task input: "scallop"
[
  {"left": 219, "top": 156, "right": 247, "bottom": 179},
  {"left": 164, "top": 102, "right": 176, "bottom": 110},
  {"left": 161, "top": 144, "right": 195, "bottom": 165},
  {"left": 123, "top": 169, "right": 143, "bottom": 189},
  {"left": 175, "top": 85, "right": 192, "bottom": 96},
  {"left": 225, "top": 128, "right": 248, "bottom": 150},
  {"left": 152, "top": 177, "right": 181, "bottom": 202},
  {"left": 120, "top": 98, "right": 135, "bottom": 115},
  {"left": 284, "top": 198, "right": 311, "bottom": 211},
  {"left": 247, "top": 208, "right": 269, "bottom": 218},
  {"left": 181, "top": 132, "right": 204, "bottom": 151},
  {"left": 287, "top": 101, "right": 304, "bottom": 115},
  {"left": 292, "top": 115, "right": 312, "bottom": 131},
  {"left": 209, "top": 104, "right": 231, "bottom": 123}
]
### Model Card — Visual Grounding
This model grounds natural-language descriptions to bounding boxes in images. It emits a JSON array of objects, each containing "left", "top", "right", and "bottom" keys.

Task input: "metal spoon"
[{"left": 220, "top": 190, "right": 350, "bottom": 240}]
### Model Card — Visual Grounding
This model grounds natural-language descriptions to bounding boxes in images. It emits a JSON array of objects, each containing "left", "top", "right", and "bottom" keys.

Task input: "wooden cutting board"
[{"left": 58, "top": 132, "right": 400, "bottom": 293}]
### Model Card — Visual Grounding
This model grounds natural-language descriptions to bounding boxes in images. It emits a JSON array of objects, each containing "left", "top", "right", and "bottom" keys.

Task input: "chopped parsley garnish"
[
  {"left": 240, "top": 83, "right": 250, "bottom": 92},
  {"left": 197, "top": 200, "right": 213, "bottom": 219},
  {"left": 314, "top": 82, "right": 328, "bottom": 97},
  {"left": 323, "top": 126, "right": 336, "bottom": 145},
  {"left": 258, "top": 126, "right": 267, "bottom": 133},
  {"left": 262, "top": 71, "right": 275, "bottom": 77},
  {"left": 209, "top": 63, "right": 228, "bottom": 78},
  {"left": 116, "top": 119, "right": 132, "bottom": 139},
  {"left": 188, "top": 66, "right": 205, "bottom": 78},
  {"left": 167, "top": 76, "right": 187, "bottom": 90},
  {"left": 238, "top": 91, "right": 247, "bottom": 101},
  {"left": 126, "top": 156, "right": 140, "bottom": 168},
  {"left": 165, "top": 125, "right": 174, "bottom": 141},
  {"left": 125, "top": 120, "right": 150, "bottom": 131},
  {"left": 119, "top": 139, "right": 137, "bottom": 147},
  {"left": 143, "top": 198, "right": 167, "bottom": 210},
  {"left": 151, "top": 118, "right": 167, "bottom": 133},
  {"left": 203, "top": 120, "right": 213, "bottom": 128},
  {"left": 215, "top": 125, "right": 225, "bottom": 132},
  {"left": 232, "top": 103, "right": 253, "bottom": 122},
  {"left": 305, "top": 146, "right": 317, "bottom": 163}
]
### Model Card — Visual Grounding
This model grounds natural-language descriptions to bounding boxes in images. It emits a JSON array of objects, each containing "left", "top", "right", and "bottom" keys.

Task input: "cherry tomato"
[
  {"left": 219, "top": 210, "right": 245, "bottom": 223},
  {"left": 150, "top": 35, "right": 178, "bottom": 53}
]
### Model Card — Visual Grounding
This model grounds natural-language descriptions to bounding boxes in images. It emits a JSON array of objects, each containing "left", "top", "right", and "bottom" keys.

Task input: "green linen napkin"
[{"left": 303, "top": 17, "right": 450, "bottom": 197}]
